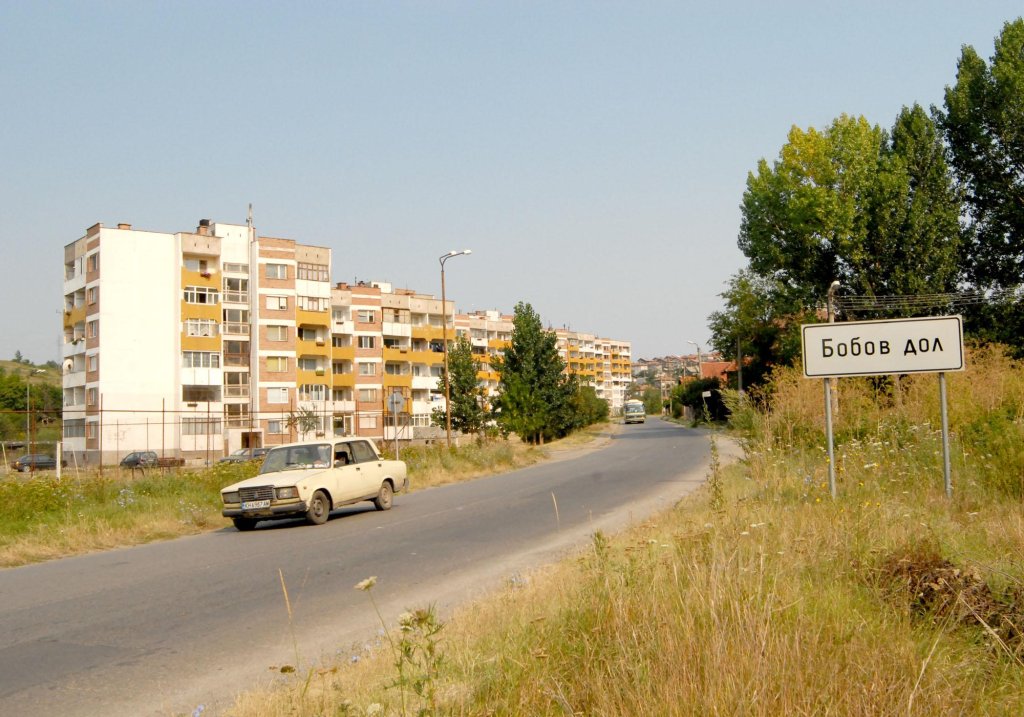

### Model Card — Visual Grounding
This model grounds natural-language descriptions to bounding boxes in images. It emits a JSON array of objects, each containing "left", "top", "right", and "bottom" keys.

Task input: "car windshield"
[{"left": 259, "top": 444, "right": 332, "bottom": 474}]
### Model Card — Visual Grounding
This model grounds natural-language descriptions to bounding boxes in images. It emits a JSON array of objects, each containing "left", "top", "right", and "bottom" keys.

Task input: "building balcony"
[
  {"left": 382, "top": 321, "right": 412, "bottom": 337},
  {"left": 222, "top": 322, "right": 250, "bottom": 336}
]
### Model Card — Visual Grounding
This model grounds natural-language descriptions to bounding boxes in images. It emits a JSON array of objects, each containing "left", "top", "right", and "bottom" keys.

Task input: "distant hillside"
[{"left": 0, "top": 360, "right": 61, "bottom": 389}]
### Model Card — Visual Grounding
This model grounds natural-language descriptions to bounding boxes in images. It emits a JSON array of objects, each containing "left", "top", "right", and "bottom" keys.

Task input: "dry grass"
[
  {"left": 223, "top": 346, "right": 1024, "bottom": 716},
  {"left": 0, "top": 427, "right": 614, "bottom": 567}
]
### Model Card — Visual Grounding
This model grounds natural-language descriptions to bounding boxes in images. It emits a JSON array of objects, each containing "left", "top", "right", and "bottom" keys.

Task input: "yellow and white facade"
[{"left": 62, "top": 218, "right": 631, "bottom": 464}]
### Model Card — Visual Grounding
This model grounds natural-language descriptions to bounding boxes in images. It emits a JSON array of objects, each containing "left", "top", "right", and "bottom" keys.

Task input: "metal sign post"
[{"left": 801, "top": 315, "right": 965, "bottom": 498}]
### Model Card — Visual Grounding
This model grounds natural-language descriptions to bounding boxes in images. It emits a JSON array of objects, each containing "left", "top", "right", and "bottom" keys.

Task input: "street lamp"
[
  {"left": 439, "top": 249, "right": 472, "bottom": 448},
  {"left": 26, "top": 369, "right": 45, "bottom": 461},
  {"left": 687, "top": 340, "right": 702, "bottom": 379}
]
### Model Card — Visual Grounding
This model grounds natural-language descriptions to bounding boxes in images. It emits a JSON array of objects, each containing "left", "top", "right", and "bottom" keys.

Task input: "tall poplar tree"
[
  {"left": 494, "top": 302, "right": 571, "bottom": 445},
  {"left": 937, "top": 18, "right": 1024, "bottom": 289}
]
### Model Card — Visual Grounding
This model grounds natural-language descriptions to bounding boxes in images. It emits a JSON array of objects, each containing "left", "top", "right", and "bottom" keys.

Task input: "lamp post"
[
  {"left": 26, "top": 369, "right": 45, "bottom": 463},
  {"left": 439, "top": 249, "right": 472, "bottom": 448},
  {"left": 687, "top": 340, "right": 702, "bottom": 379}
]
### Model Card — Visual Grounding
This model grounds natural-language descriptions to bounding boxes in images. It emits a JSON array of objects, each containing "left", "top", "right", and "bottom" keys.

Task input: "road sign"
[{"left": 801, "top": 315, "right": 964, "bottom": 378}]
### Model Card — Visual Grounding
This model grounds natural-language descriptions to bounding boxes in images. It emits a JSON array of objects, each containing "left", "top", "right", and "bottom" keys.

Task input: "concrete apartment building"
[
  {"left": 555, "top": 330, "right": 632, "bottom": 413},
  {"left": 62, "top": 219, "right": 630, "bottom": 465}
]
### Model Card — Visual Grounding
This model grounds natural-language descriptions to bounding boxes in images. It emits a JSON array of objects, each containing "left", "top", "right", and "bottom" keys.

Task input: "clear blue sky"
[{"left": 1, "top": 2, "right": 1019, "bottom": 364}]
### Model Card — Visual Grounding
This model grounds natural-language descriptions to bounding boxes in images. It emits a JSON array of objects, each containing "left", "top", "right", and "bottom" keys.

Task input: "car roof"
[{"left": 266, "top": 438, "right": 371, "bottom": 450}]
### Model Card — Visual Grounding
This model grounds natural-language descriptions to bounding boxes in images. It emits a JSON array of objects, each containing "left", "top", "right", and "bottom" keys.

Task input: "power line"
[{"left": 833, "top": 287, "right": 1021, "bottom": 313}]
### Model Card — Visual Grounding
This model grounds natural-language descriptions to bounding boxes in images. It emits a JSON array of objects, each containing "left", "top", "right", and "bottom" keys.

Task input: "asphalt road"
[{"left": 0, "top": 419, "right": 726, "bottom": 716}]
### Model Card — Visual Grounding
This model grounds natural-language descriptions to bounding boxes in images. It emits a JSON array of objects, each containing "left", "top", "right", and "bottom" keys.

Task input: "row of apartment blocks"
[{"left": 62, "top": 219, "right": 632, "bottom": 465}]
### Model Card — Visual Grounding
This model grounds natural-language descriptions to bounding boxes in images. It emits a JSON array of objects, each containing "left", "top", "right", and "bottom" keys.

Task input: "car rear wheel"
[
  {"left": 373, "top": 481, "right": 393, "bottom": 511},
  {"left": 306, "top": 490, "right": 331, "bottom": 525},
  {"left": 233, "top": 518, "right": 257, "bottom": 531}
]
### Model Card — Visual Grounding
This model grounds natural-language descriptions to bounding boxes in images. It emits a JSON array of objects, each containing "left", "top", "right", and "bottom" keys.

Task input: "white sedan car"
[{"left": 221, "top": 438, "right": 409, "bottom": 531}]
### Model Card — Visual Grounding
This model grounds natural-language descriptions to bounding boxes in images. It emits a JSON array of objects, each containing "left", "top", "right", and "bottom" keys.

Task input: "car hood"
[{"left": 221, "top": 468, "right": 328, "bottom": 493}]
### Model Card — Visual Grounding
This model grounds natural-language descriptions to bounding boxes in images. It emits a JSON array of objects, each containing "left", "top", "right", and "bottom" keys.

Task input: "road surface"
[{"left": 0, "top": 419, "right": 730, "bottom": 715}]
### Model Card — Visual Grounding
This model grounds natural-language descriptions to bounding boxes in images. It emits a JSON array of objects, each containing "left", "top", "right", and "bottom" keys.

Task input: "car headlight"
[
  {"left": 276, "top": 486, "right": 299, "bottom": 500},
  {"left": 222, "top": 491, "right": 240, "bottom": 504}
]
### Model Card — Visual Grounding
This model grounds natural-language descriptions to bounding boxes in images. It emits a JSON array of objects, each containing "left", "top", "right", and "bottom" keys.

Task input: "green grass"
[{"left": 224, "top": 345, "right": 1024, "bottom": 716}]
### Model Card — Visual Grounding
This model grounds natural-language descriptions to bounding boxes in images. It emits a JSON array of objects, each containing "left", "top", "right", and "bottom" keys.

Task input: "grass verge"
[
  {"left": 223, "top": 345, "right": 1024, "bottom": 716},
  {"left": 0, "top": 424, "right": 612, "bottom": 567}
]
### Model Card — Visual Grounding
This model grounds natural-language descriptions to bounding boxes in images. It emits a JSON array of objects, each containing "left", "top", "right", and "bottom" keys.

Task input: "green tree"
[
  {"left": 286, "top": 407, "right": 320, "bottom": 440},
  {"left": 671, "top": 377, "right": 727, "bottom": 423},
  {"left": 739, "top": 112, "right": 961, "bottom": 307},
  {"left": 936, "top": 18, "right": 1024, "bottom": 351},
  {"left": 641, "top": 386, "right": 662, "bottom": 415},
  {"left": 937, "top": 18, "right": 1024, "bottom": 289},
  {"left": 494, "top": 302, "right": 572, "bottom": 445},
  {"left": 431, "top": 336, "right": 487, "bottom": 437},
  {"left": 708, "top": 270, "right": 807, "bottom": 392}
]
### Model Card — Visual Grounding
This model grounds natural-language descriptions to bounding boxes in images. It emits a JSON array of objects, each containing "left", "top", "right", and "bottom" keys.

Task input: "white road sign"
[{"left": 802, "top": 315, "right": 964, "bottom": 378}]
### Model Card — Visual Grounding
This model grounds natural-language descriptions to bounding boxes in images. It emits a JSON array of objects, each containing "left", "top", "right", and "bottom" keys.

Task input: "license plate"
[{"left": 241, "top": 499, "right": 271, "bottom": 510}]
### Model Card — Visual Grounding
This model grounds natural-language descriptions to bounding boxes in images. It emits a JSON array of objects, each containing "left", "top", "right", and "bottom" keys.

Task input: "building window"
[
  {"left": 222, "top": 277, "right": 248, "bottom": 303},
  {"left": 184, "top": 286, "right": 220, "bottom": 304},
  {"left": 86, "top": 387, "right": 98, "bottom": 406},
  {"left": 357, "top": 310, "right": 375, "bottom": 323},
  {"left": 332, "top": 335, "right": 351, "bottom": 348},
  {"left": 87, "top": 354, "right": 98, "bottom": 372},
  {"left": 185, "top": 319, "right": 219, "bottom": 337},
  {"left": 87, "top": 320, "right": 99, "bottom": 339},
  {"left": 332, "top": 387, "right": 352, "bottom": 401},
  {"left": 297, "top": 263, "right": 329, "bottom": 281},
  {"left": 358, "top": 388, "right": 377, "bottom": 402},
  {"left": 359, "top": 415, "right": 377, "bottom": 429},
  {"left": 332, "top": 361, "right": 351, "bottom": 375},
  {"left": 265, "top": 295, "right": 288, "bottom": 311},
  {"left": 86, "top": 420, "right": 98, "bottom": 439},
  {"left": 358, "top": 336, "right": 375, "bottom": 349},
  {"left": 222, "top": 308, "right": 249, "bottom": 335},
  {"left": 87, "top": 253, "right": 99, "bottom": 272},
  {"left": 268, "top": 419, "right": 285, "bottom": 434},
  {"left": 182, "top": 385, "right": 221, "bottom": 402},
  {"left": 63, "top": 418, "right": 86, "bottom": 438},
  {"left": 87, "top": 287, "right": 98, "bottom": 305},
  {"left": 298, "top": 296, "right": 327, "bottom": 311},
  {"left": 182, "top": 351, "right": 221, "bottom": 368},
  {"left": 224, "top": 403, "right": 249, "bottom": 426},
  {"left": 266, "top": 356, "right": 288, "bottom": 372},
  {"left": 298, "top": 327, "right": 319, "bottom": 342},
  {"left": 266, "top": 325, "right": 288, "bottom": 341},
  {"left": 184, "top": 257, "right": 210, "bottom": 274},
  {"left": 223, "top": 372, "right": 249, "bottom": 398},
  {"left": 267, "top": 387, "right": 288, "bottom": 404},
  {"left": 266, "top": 264, "right": 287, "bottom": 280},
  {"left": 384, "top": 363, "right": 405, "bottom": 376},
  {"left": 299, "top": 384, "right": 327, "bottom": 401},
  {"left": 298, "top": 357, "right": 320, "bottom": 372},
  {"left": 182, "top": 417, "right": 222, "bottom": 435},
  {"left": 223, "top": 262, "right": 248, "bottom": 274},
  {"left": 358, "top": 362, "right": 376, "bottom": 376}
]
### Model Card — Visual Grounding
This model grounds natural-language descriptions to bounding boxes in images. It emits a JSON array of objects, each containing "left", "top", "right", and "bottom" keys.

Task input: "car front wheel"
[
  {"left": 373, "top": 481, "right": 393, "bottom": 511},
  {"left": 306, "top": 490, "right": 331, "bottom": 525}
]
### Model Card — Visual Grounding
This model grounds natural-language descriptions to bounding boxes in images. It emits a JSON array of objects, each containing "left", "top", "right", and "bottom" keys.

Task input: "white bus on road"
[{"left": 623, "top": 399, "right": 646, "bottom": 424}]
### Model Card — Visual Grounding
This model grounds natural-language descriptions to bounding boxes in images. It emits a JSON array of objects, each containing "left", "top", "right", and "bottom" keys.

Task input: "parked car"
[
  {"left": 218, "top": 447, "right": 269, "bottom": 464},
  {"left": 11, "top": 454, "right": 66, "bottom": 472},
  {"left": 221, "top": 438, "right": 408, "bottom": 531},
  {"left": 119, "top": 451, "right": 158, "bottom": 468}
]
